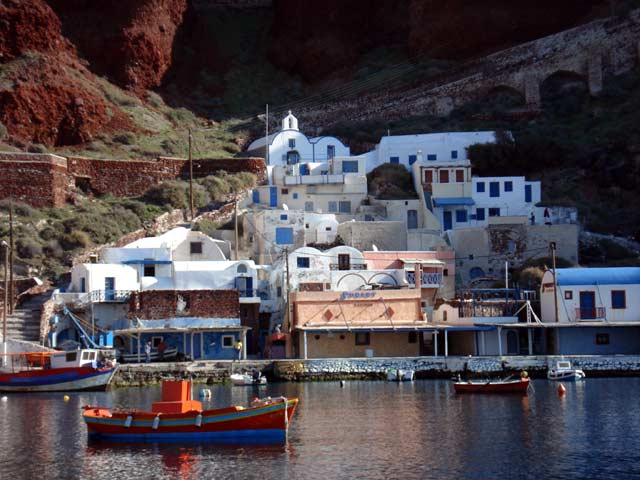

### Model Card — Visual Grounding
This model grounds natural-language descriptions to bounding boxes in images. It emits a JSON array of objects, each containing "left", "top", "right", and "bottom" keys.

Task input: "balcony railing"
[
  {"left": 239, "top": 289, "right": 270, "bottom": 300},
  {"left": 329, "top": 263, "right": 367, "bottom": 271},
  {"left": 90, "top": 290, "right": 132, "bottom": 303},
  {"left": 575, "top": 307, "right": 606, "bottom": 321}
]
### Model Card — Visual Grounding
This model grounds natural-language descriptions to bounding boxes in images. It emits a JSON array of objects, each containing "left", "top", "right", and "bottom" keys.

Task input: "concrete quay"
[{"left": 112, "top": 355, "right": 640, "bottom": 386}]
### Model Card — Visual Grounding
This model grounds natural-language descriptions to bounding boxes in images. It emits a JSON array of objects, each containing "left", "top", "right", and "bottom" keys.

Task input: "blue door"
[
  {"left": 407, "top": 210, "right": 418, "bottom": 229},
  {"left": 192, "top": 333, "right": 202, "bottom": 359},
  {"left": 252, "top": 189, "right": 260, "bottom": 204},
  {"left": 269, "top": 186, "right": 277, "bottom": 207},
  {"left": 525, "top": 185, "right": 532, "bottom": 203},
  {"left": 104, "top": 277, "right": 115, "bottom": 301},
  {"left": 299, "top": 164, "right": 309, "bottom": 175},
  {"left": 443, "top": 211, "right": 452, "bottom": 231},
  {"left": 490, "top": 182, "right": 500, "bottom": 197},
  {"left": 579, "top": 291, "right": 596, "bottom": 320}
]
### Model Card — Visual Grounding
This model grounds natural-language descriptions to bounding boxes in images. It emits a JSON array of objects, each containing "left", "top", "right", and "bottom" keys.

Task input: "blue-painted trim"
[
  {"left": 556, "top": 267, "right": 640, "bottom": 286},
  {"left": 0, "top": 368, "right": 115, "bottom": 387},
  {"left": 123, "top": 260, "right": 172, "bottom": 265}
]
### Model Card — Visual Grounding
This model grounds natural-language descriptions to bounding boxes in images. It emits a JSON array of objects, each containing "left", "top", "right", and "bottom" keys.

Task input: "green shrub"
[
  {"left": 113, "top": 132, "right": 137, "bottom": 145},
  {"left": 145, "top": 181, "right": 188, "bottom": 209},
  {"left": 27, "top": 143, "right": 47, "bottom": 153},
  {"left": 16, "top": 238, "right": 42, "bottom": 258},
  {"left": 199, "top": 175, "right": 231, "bottom": 202},
  {"left": 0, "top": 122, "right": 7, "bottom": 140},
  {"left": 0, "top": 199, "right": 36, "bottom": 218},
  {"left": 367, "top": 163, "right": 418, "bottom": 199},
  {"left": 43, "top": 240, "right": 64, "bottom": 259}
]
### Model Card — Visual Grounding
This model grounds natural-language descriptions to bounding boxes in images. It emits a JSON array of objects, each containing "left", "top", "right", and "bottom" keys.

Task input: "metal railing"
[
  {"left": 329, "top": 263, "right": 367, "bottom": 271},
  {"left": 575, "top": 307, "right": 606, "bottom": 321},
  {"left": 238, "top": 289, "right": 270, "bottom": 300},
  {"left": 90, "top": 290, "right": 132, "bottom": 302}
]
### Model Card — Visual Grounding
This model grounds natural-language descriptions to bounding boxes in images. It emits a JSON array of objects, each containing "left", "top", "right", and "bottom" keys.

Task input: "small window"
[
  {"left": 424, "top": 170, "right": 433, "bottom": 183},
  {"left": 66, "top": 351, "right": 78, "bottom": 362},
  {"left": 328, "top": 201, "right": 337, "bottom": 213},
  {"left": 476, "top": 208, "right": 485, "bottom": 221},
  {"left": 237, "top": 264, "right": 248, "bottom": 274},
  {"left": 293, "top": 193, "right": 299, "bottom": 199},
  {"left": 275, "top": 227, "right": 293, "bottom": 245},
  {"left": 342, "top": 160, "right": 359, "bottom": 173},
  {"left": 451, "top": 150, "right": 458, "bottom": 159},
  {"left": 297, "top": 257, "right": 310, "bottom": 268},
  {"left": 288, "top": 139, "right": 295, "bottom": 148},
  {"left": 364, "top": 215, "right": 374, "bottom": 221},
  {"left": 304, "top": 201, "right": 314, "bottom": 212},
  {"left": 325, "top": 226, "right": 332, "bottom": 231},
  {"left": 455, "top": 170, "right": 464, "bottom": 182},
  {"left": 190, "top": 242, "right": 203, "bottom": 254},
  {"left": 390, "top": 156, "right": 400, "bottom": 164},
  {"left": 305, "top": 223, "right": 309, "bottom": 229},
  {"left": 455, "top": 210, "right": 467, "bottom": 223},
  {"left": 477, "top": 182, "right": 485, "bottom": 193},
  {"left": 355, "top": 332, "right": 370, "bottom": 345},
  {"left": 505, "top": 181, "right": 513, "bottom": 192},
  {"left": 408, "top": 154, "right": 417, "bottom": 165},
  {"left": 82, "top": 351, "right": 90, "bottom": 360},
  {"left": 442, "top": 311, "right": 448, "bottom": 322},
  {"left": 408, "top": 332, "right": 417, "bottom": 344},
  {"left": 280, "top": 214, "right": 288, "bottom": 221},
  {"left": 277, "top": 286, "right": 282, "bottom": 297},
  {"left": 439, "top": 170, "right": 449, "bottom": 183},
  {"left": 327, "top": 145, "right": 335, "bottom": 159},
  {"left": 564, "top": 290, "right": 573, "bottom": 300},
  {"left": 489, "top": 208, "right": 500, "bottom": 217},
  {"left": 443, "top": 269, "right": 448, "bottom": 276},
  {"left": 222, "top": 335, "right": 234, "bottom": 348},
  {"left": 281, "top": 188, "right": 289, "bottom": 195},
  {"left": 427, "top": 154, "right": 437, "bottom": 161},
  {"left": 339, "top": 201, "right": 351, "bottom": 213},
  {"left": 612, "top": 290, "right": 626, "bottom": 309},
  {"left": 80, "top": 277, "right": 86, "bottom": 293},
  {"left": 596, "top": 333, "right": 610, "bottom": 345},
  {"left": 144, "top": 264, "right": 155, "bottom": 277}
]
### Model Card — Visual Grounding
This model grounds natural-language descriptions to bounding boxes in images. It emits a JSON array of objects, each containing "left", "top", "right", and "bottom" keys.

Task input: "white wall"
[
  {"left": 71, "top": 264, "right": 139, "bottom": 293},
  {"left": 472, "top": 177, "right": 541, "bottom": 226}
]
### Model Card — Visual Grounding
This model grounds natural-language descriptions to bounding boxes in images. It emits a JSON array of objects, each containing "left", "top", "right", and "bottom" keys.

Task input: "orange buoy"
[{"left": 558, "top": 383, "right": 566, "bottom": 396}]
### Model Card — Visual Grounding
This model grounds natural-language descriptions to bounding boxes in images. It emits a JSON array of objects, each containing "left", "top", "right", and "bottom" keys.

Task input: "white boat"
[
  {"left": 386, "top": 369, "right": 415, "bottom": 382},
  {"left": 230, "top": 373, "right": 267, "bottom": 386},
  {"left": 547, "top": 360, "right": 586, "bottom": 381}
]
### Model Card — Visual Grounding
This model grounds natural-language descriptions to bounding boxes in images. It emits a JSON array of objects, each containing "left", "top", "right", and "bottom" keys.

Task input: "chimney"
[
  {"left": 417, "top": 150, "right": 423, "bottom": 163},
  {"left": 414, "top": 263, "right": 421, "bottom": 290},
  {"left": 89, "top": 254, "right": 98, "bottom": 264}
]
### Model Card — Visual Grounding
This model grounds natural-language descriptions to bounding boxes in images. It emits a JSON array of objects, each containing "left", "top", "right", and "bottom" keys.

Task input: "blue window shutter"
[
  {"left": 455, "top": 210, "right": 467, "bottom": 223},
  {"left": 390, "top": 156, "right": 399, "bottom": 164},
  {"left": 525, "top": 185, "right": 532, "bottom": 203},
  {"left": 612, "top": 291, "right": 626, "bottom": 308},
  {"left": 489, "top": 182, "right": 500, "bottom": 197},
  {"left": 476, "top": 182, "right": 485, "bottom": 193},
  {"left": 269, "top": 186, "right": 278, "bottom": 207},
  {"left": 427, "top": 154, "right": 437, "bottom": 161},
  {"left": 339, "top": 201, "right": 351, "bottom": 213},
  {"left": 297, "top": 257, "right": 310, "bottom": 268},
  {"left": 408, "top": 155, "right": 417, "bottom": 165},
  {"left": 342, "top": 161, "right": 358, "bottom": 173},
  {"left": 252, "top": 189, "right": 260, "bottom": 203},
  {"left": 476, "top": 208, "right": 485, "bottom": 221},
  {"left": 505, "top": 181, "right": 513, "bottom": 192},
  {"left": 293, "top": 193, "right": 298, "bottom": 199},
  {"left": 451, "top": 150, "right": 458, "bottom": 159},
  {"left": 280, "top": 214, "right": 288, "bottom": 220},
  {"left": 328, "top": 201, "right": 337, "bottom": 213},
  {"left": 275, "top": 227, "right": 293, "bottom": 245},
  {"left": 299, "top": 164, "right": 309, "bottom": 175}
]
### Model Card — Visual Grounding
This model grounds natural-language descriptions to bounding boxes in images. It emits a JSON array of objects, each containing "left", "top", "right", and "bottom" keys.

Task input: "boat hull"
[
  {"left": 230, "top": 374, "right": 267, "bottom": 386},
  {"left": 454, "top": 378, "right": 530, "bottom": 394},
  {"left": 83, "top": 398, "right": 298, "bottom": 442},
  {"left": 0, "top": 366, "right": 117, "bottom": 392},
  {"left": 547, "top": 370, "right": 586, "bottom": 381},
  {"left": 386, "top": 369, "right": 415, "bottom": 381}
]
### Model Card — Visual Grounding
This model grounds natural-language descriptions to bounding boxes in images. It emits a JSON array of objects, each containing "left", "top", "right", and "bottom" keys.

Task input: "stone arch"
[
  {"left": 366, "top": 272, "right": 398, "bottom": 286},
  {"left": 484, "top": 85, "right": 525, "bottom": 108},
  {"left": 540, "top": 70, "right": 589, "bottom": 102},
  {"left": 335, "top": 272, "right": 368, "bottom": 290}
]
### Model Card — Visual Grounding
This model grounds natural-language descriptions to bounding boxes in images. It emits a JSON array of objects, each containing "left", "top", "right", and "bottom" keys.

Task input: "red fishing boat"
[
  {"left": 83, "top": 380, "right": 298, "bottom": 442},
  {"left": 453, "top": 374, "right": 531, "bottom": 394}
]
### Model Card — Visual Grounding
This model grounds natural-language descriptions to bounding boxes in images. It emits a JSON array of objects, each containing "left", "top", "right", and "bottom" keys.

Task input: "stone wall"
[
  {"left": 0, "top": 152, "right": 266, "bottom": 207},
  {"left": 127, "top": 289, "right": 240, "bottom": 319},
  {"left": 337, "top": 221, "right": 407, "bottom": 251}
]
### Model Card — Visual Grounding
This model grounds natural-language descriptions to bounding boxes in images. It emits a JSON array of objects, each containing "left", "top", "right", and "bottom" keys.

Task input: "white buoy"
[
  {"left": 1, "top": 396, "right": 7, "bottom": 402},
  {"left": 340, "top": 380, "right": 345, "bottom": 388}
]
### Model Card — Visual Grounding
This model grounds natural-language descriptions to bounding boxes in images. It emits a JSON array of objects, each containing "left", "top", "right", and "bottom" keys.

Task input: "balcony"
[
  {"left": 575, "top": 307, "right": 606, "bottom": 321},
  {"left": 238, "top": 289, "right": 269, "bottom": 303},
  {"left": 329, "top": 263, "right": 367, "bottom": 271},
  {"left": 89, "top": 290, "right": 132, "bottom": 303},
  {"left": 284, "top": 174, "right": 346, "bottom": 186}
]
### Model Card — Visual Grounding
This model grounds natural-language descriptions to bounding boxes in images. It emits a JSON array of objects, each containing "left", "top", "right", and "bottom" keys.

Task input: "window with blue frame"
[
  {"left": 328, "top": 201, "right": 337, "bottom": 213},
  {"left": 476, "top": 208, "right": 485, "bottom": 220},
  {"left": 293, "top": 193, "right": 298, "bottom": 199},
  {"left": 390, "top": 156, "right": 400, "bottom": 164},
  {"left": 455, "top": 210, "right": 467, "bottom": 223},
  {"left": 339, "top": 201, "right": 351, "bottom": 213},
  {"left": 288, "top": 139, "right": 295, "bottom": 148},
  {"left": 297, "top": 257, "right": 310, "bottom": 268},
  {"left": 451, "top": 150, "right": 458, "bottom": 159},
  {"left": 427, "top": 154, "right": 437, "bottom": 161},
  {"left": 408, "top": 155, "right": 417, "bottom": 165},
  {"left": 612, "top": 290, "right": 626, "bottom": 309},
  {"left": 476, "top": 182, "right": 485, "bottom": 193},
  {"left": 504, "top": 181, "right": 513, "bottom": 192},
  {"left": 342, "top": 160, "right": 359, "bottom": 173},
  {"left": 280, "top": 214, "right": 288, "bottom": 220},
  {"left": 327, "top": 145, "right": 335, "bottom": 159},
  {"left": 489, "top": 208, "right": 500, "bottom": 217},
  {"left": 275, "top": 227, "right": 293, "bottom": 245},
  {"left": 489, "top": 181, "right": 500, "bottom": 197}
]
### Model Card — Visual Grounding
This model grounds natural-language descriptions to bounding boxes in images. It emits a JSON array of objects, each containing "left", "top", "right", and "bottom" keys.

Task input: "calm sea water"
[{"left": 0, "top": 379, "right": 639, "bottom": 480}]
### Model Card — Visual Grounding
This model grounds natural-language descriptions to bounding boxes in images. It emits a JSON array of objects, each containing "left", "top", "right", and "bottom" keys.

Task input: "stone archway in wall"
[
  {"left": 366, "top": 272, "right": 398, "bottom": 287},
  {"left": 335, "top": 272, "right": 368, "bottom": 290},
  {"left": 540, "top": 70, "right": 589, "bottom": 106}
]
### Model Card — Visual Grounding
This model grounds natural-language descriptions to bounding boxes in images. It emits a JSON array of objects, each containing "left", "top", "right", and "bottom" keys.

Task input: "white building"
[
  {"left": 471, "top": 176, "right": 541, "bottom": 226},
  {"left": 363, "top": 131, "right": 497, "bottom": 172},
  {"left": 246, "top": 111, "right": 350, "bottom": 182}
]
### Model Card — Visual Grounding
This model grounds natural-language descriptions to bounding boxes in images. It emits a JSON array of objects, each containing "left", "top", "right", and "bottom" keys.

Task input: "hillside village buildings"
[{"left": 48, "top": 110, "right": 596, "bottom": 361}]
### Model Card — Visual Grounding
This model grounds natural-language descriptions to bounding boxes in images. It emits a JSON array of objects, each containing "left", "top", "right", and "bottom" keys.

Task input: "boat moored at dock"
[{"left": 547, "top": 360, "right": 586, "bottom": 381}]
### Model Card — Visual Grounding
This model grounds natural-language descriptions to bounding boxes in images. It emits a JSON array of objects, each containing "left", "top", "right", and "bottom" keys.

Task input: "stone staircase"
[{"left": 4, "top": 291, "right": 50, "bottom": 343}]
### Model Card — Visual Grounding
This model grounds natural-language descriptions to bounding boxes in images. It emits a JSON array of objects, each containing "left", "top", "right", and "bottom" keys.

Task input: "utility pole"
[
  {"left": 265, "top": 104, "right": 269, "bottom": 165},
  {"left": 234, "top": 190, "right": 239, "bottom": 260},
  {"left": 188, "top": 128, "right": 194, "bottom": 221},
  {"left": 2, "top": 240, "right": 8, "bottom": 366},
  {"left": 8, "top": 201, "right": 13, "bottom": 315},
  {"left": 284, "top": 247, "right": 291, "bottom": 333},
  {"left": 550, "top": 241, "right": 559, "bottom": 323}
]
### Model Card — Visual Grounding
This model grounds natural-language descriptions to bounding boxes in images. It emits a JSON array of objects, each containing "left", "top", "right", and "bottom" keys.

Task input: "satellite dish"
[
  {"left": 372, "top": 244, "right": 379, "bottom": 251},
  {"left": 282, "top": 203, "right": 289, "bottom": 210}
]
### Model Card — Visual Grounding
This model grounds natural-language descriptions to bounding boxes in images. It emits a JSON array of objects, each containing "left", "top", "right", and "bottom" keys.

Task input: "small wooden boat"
[
  {"left": 83, "top": 380, "right": 298, "bottom": 442},
  {"left": 386, "top": 368, "right": 415, "bottom": 382},
  {"left": 0, "top": 349, "right": 117, "bottom": 392},
  {"left": 547, "top": 360, "right": 585, "bottom": 381},
  {"left": 453, "top": 375, "right": 530, "bottom": 394},
  {"left": 230, "top": 373, "right": 267, "bottom": 386},
  {"left": 119, "top": 348, "right": 178, "bottom": 363}
]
